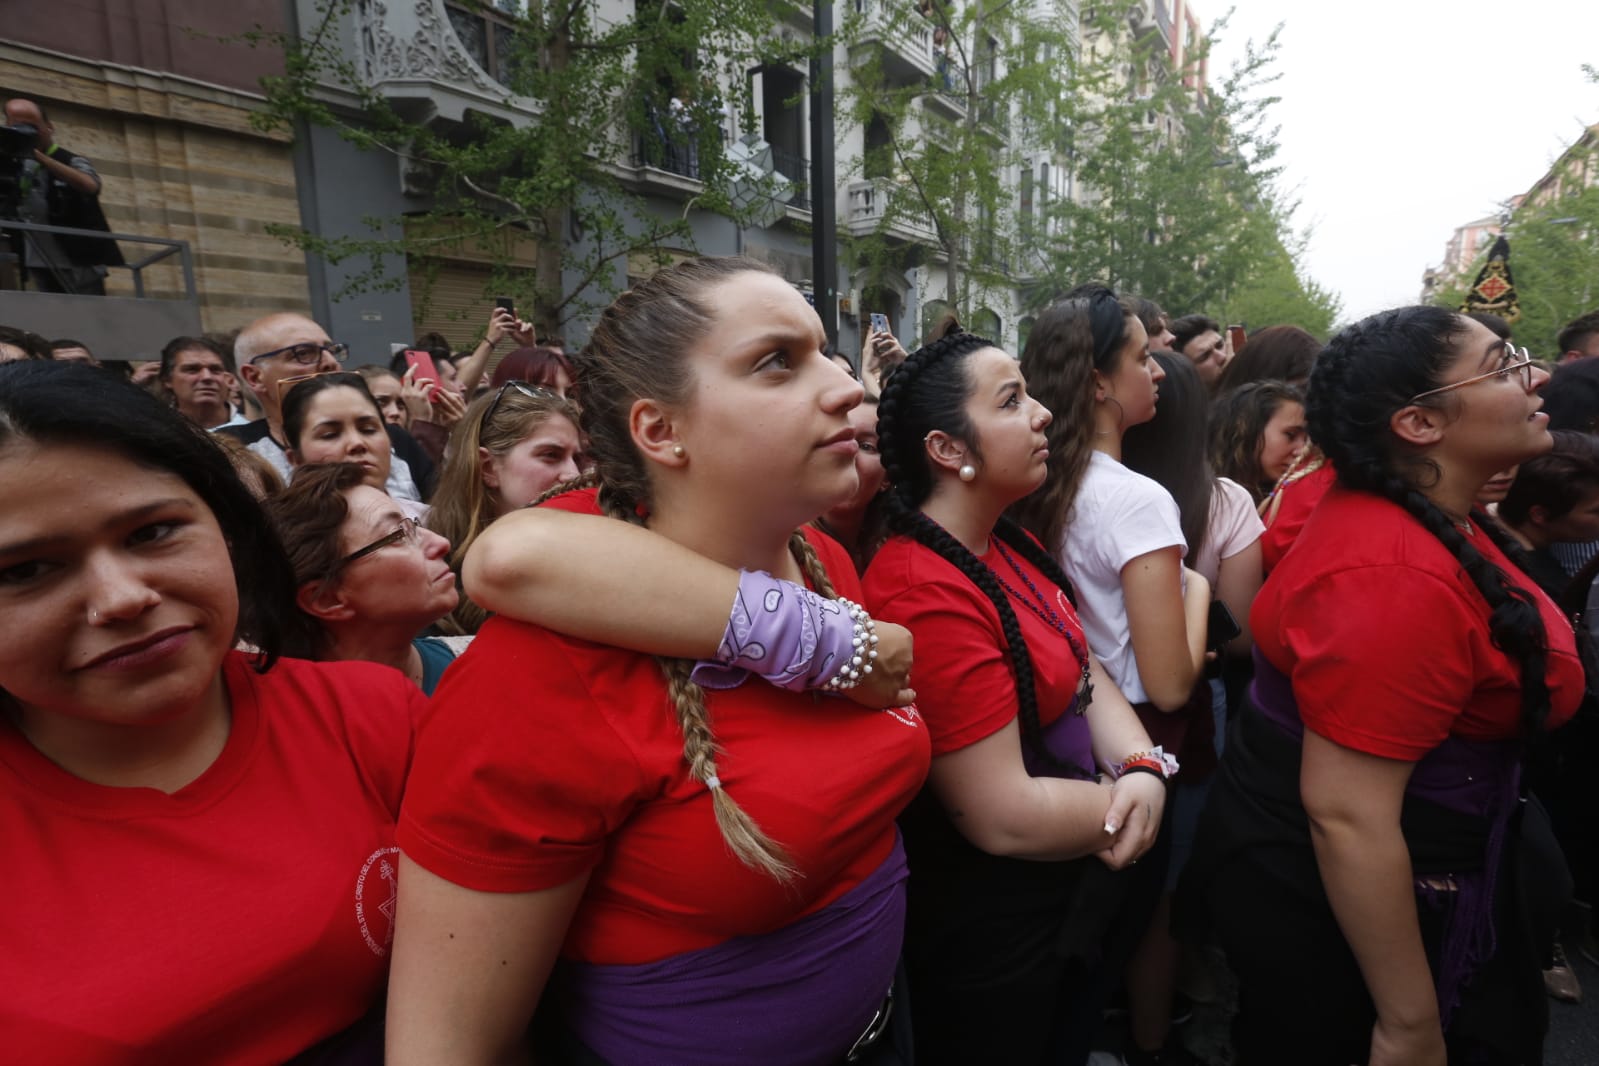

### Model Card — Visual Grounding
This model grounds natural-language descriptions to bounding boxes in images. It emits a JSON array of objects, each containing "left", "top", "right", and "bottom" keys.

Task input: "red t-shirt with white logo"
[
  {"left": 398, "top": 498, "right": 931, "bottom": 965},
  {"left": 0, "top": 652, "right": 423, "bottom": 1064}
]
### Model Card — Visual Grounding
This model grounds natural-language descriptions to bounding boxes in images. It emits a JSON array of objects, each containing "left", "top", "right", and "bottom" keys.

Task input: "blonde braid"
[
  {"left": 660, "top": 658, "right": 799, "bottom": 882},
  {"left": 591, "top": 488, "right": 799, "bottom": 883},
  {"left": 787, "top": 530, "right": 836, "bottom": 599}
]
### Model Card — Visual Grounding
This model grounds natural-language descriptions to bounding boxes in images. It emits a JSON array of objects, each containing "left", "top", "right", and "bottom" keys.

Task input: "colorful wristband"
[{"left": 691, "top": 570, "right": 878, "bottom": 692}]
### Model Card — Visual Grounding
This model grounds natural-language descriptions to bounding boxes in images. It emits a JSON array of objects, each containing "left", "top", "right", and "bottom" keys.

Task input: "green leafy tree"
[
  {"left": 1036, "top": 6, "right": 1338, "bottom": 330},
  {"left": 1502, "top": 143, "right": 1599, "bottom": 353},
  {"left": 839, "top": 0, "right": 1079, "bottom": 322},
  {"left": 249, "top": 0, "right": 808, "bottom": 336}
]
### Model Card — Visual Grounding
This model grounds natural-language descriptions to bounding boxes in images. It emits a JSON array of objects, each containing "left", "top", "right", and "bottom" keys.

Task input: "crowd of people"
[{"left": 5, "top": 262, "right": 1599, "bottom": 1066}]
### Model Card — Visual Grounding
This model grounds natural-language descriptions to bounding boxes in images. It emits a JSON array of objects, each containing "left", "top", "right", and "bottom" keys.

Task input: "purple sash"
[
  {"left": 1251, "top": 652, "right": 1520, "bottom": 1023},
  {"left": 1021, "top": 698, "right": 1095, "bottom": 780},
  {"left": 560, "top": 838, "right": 907, "bottom": 1066}
]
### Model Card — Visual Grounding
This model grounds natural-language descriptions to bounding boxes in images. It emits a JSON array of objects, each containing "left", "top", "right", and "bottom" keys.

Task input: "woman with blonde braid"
[
  {"left": 862, "top": 331, "right": 1166, "bottom": 1064},
  {"left": 426, "top": 383, "right": 583, "bottom": 634},
  {"left": 387, "top": 257, "right": 931, "bottom": 1066}
]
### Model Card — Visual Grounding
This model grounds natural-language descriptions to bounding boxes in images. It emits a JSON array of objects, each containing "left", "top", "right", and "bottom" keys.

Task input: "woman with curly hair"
[
  {"left": 1183, "top": 307, "right": 1582, "bottom": 1065},
  {"left": 1209, "top": 380, "right": 1308, "bottom": 504}
]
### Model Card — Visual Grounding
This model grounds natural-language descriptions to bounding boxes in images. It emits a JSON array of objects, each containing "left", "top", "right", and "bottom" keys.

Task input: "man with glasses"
[{"left": 218, "top": 312, "right": 437, "bottom": 501}]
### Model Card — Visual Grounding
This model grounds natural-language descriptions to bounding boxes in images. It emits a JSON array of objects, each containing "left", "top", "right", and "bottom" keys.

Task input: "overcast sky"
[{"left": 1206, "top": 0, "right": 1598, "bottom": 328}]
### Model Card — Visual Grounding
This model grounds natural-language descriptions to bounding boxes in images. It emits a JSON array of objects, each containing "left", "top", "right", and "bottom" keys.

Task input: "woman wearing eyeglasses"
[
  {"left": 1182, "top": 311, "right": 1579, "bottom": 1066},
  {"left": 0, "top": 363, "right": 425, "bottom": 1062},
  {"left": 427, "top": 383, "right": 584, "bottom": 634},
  {"left": 267, "top": 462, "right": 465, "bottom": 695},
  {"left": 281, "top": 373, "right": 429, "bottom": 519}
]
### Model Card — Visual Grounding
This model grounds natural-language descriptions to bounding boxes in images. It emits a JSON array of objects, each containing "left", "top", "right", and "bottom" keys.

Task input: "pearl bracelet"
[{"left": 821, "top": 598, "right": 879, "bottom": 691}]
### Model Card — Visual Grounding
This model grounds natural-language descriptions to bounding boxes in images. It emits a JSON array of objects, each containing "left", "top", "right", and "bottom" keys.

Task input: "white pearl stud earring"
[{"left": 958, "top": 464, "right": 977, "bottom": 482}]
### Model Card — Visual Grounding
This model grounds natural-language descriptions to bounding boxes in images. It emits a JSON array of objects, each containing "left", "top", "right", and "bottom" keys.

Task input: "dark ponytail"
[
  {"left": 877, "top": 332, "right": 1091, "bottom": 776},
  {"left": 1308, "top": 306, "right": 1550, "bottom": 736}
]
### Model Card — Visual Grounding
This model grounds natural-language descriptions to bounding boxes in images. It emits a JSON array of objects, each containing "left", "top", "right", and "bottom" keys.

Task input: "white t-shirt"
[
  {"left": 1190, "top": 477, "right": 1265, "bottom": 587},
  {"left": 1059, "top": 450, "right": 1187, "bottom": 705}
]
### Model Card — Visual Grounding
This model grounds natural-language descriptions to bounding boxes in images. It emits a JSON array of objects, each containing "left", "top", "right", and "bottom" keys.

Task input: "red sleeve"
[
  {"left": 802, "top": 524, "right": 863, "bottom": 599},
  {"left": 867, "top": 552, "right": 1017, "bottom": 757},
  {"left": 397, "top": 621, "right": 652, "bottom": 892},
  {"left": 539, "top": 485, "right": 604, "bottom": 515},
  {"left": 1280, "top": 565, "right": 1475, "bottom": 760},
  {"left": 1261, "top": 465, "right": 1334, "bottom": 573}
]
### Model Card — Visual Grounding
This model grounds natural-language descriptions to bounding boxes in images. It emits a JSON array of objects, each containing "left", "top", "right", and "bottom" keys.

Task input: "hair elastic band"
[{"left": 705, "top": 776, "right": 722, "bottom": 791}]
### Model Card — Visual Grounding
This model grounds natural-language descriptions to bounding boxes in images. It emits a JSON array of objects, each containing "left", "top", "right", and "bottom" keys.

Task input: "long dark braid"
[
  {"left": 877, "top": 332, "right": 1093, "bottom": 777},
  {"left": 1308, "top": 306, "right": 1551, "bottom": 737}
]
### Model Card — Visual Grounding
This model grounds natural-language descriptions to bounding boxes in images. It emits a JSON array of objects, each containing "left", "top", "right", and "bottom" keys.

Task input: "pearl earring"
[
  {"left": 672, "top": 444, "right": 685, "bottom": 457},
  {"left": 958, "top": 464, "right": 977, "bottom": 482}
]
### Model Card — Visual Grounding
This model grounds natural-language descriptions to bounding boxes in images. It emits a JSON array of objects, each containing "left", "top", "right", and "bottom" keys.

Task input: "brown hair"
[
  {"left": 429, "top": 386, "right": 582, "bottom": 635},
  {"left": 263, "top": 461, "right": 370, "bottom": 657},
  {"left": 580, "top": 255, "right": 837, "bottom": 882},
  {"left": 213, "top": 433, "right": 286, "bottom": 500},
  {"left": 1011, "top": 286, "right": 1139, "bottom": 550}
]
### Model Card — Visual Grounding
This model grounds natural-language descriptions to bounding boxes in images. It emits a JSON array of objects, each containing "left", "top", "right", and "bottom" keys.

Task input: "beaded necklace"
[{"left": 990, "top": 541, "right": 1094, "bottom": 712}]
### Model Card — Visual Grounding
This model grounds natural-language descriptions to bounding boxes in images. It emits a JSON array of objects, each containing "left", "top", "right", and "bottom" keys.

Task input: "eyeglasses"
[
  {"left": 482, "top": 380, "right": 556, "bottom": 426},
  {"left": 248, "top": 341, "right": 349, "bottom": 367},
  {"left": 335, "top": 515, "right": 421, "bottom": 572},
  {"left": 1409, "top": 344, "right": 1536, "bottom": 403}
]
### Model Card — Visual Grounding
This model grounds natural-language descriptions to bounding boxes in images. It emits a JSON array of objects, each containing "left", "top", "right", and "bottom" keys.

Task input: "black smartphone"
[
  {"left": 1207, "top": 598, "right": 1243, "bottom": 650},
  {"left": 495, "top": 296, "right": 516, "bottom": 318}
]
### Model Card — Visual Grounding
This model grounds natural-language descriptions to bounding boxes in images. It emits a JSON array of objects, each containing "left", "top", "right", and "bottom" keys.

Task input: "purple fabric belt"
[
  {"left": 560, "top": 837, "right": 908, "bottom": 1066},
  {"left": 1021, "top": 699, "right": 1095, "bottom": 780},
  {"left": 1250, "top": 649, "right": 1521, "bottom": 1024}
]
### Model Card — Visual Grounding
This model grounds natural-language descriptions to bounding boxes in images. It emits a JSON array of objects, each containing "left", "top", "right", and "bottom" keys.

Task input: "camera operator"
[{"left": 2, "top": 98, "right": 123, "bottom": 295}]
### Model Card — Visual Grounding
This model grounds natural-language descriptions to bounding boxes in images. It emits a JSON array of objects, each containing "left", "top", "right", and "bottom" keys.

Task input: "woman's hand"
[
  {"left": 865, "top": 330, "right": 909, "bottom": 379},
  {"left": 398, "top": 365, "right": 434, "bottom": 424},
  {"left": 844, "top": 620, "right": 916, "bottom": 709},
  {"left": 426, "top": 382, "right": 468, "bottom": 430},
  {"left": 1367, "top": 1016, "right": 1446, "bottom": 1066},
  {"left": 1095, "top": 771, "right": 1165, "bottom": 870}
]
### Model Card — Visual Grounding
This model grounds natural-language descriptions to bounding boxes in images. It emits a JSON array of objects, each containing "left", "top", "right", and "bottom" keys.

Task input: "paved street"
[{"left": 1546, "top": 949, "right": 1599, "bottom": 1065}]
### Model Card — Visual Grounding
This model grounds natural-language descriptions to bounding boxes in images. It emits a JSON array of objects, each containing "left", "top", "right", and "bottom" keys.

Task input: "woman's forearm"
[
  {"left": 1303, "top": 732, "right": 1441, "bottom": 1038},
  {"left": 463, "top": 508, "right": 735, "bottom": 656},
  {"left": 1083, "top": 656, "right": 1156, "bottom": 769}
]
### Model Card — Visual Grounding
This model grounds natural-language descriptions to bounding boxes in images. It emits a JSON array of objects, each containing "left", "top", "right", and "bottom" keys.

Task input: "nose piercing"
[{"left": 89, "top": 607, "right": 101, "bottom": 624}]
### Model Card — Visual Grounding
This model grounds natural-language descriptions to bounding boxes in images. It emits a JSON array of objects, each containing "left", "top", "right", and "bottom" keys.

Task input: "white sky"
[{"left": 1206, "top": 0, "right": 1599, "bottom": 326}]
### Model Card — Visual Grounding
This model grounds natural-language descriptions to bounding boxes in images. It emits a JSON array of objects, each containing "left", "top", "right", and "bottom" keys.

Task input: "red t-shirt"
[
  {"left": 0, "top": 652, "right": 424, "bottom": 1065},
  {"left": 864, "top": 534, "right": 1089, "bottom": 762},
  {"left": 1253, "top": 488, "right": 1584, "bottom": 760},
  {"left": 397, "top": 498, "right": 931, "bottom": 966},
  {"left": 1259, "top": 461, "right": 1335, "bottom": 574}
]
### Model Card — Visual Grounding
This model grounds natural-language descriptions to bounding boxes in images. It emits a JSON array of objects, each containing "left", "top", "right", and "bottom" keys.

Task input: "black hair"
[
  {"left": 281, "top": 372, "right": 382, "bottom": 451},
  {"left": 877, "top": 330, "right": 1092, "bottom": 778},
  {"left": 160, "top": 335, "right": 234, "bottom": 378},
  {"left": 1557, "top": 310, "right": 1599, "bottom": 357},
  {"left": 1123, "top": 352, "right": 1214, "bottom": 563},
  {"left": 1540, "top": 358, "right": 1599, "bottom": 433},
  {"left": 0, "top": 325, "right": 50, "bottom": 360},
  {"left": 1215, "top": 325, "right": 1321, "bottom": 394},
  {"left": 1169, "top": 314, "right": 1220, "bottom": 356},
  {"left": 1307, "top": 305, "right": 1551, "bottom": 737},
  {"left": 0, "top": 361, "right": 307, "bottom": 669},
  {"left": 1466, "top": 312, "right": 1512, "bottom": 341},
  {"left": 1498, "top": 431, "right": 1599, "bottom": 527}
]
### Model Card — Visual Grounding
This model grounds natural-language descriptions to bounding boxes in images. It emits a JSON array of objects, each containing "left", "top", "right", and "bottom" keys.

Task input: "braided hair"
[
  {"left": 877, "top": 331, "right": 1093, "bottom": 777},
  {"left": 1307, "top": 306, "right": 1551, "bottom": 736},
  {"left": 575, "top": 256, "right": 842, "bottom": 883}
]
